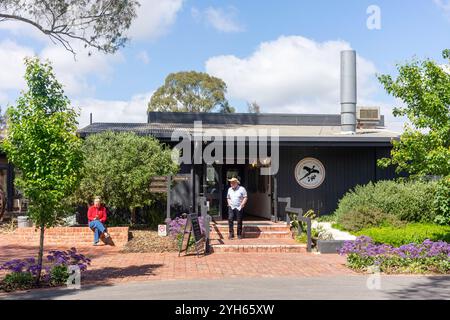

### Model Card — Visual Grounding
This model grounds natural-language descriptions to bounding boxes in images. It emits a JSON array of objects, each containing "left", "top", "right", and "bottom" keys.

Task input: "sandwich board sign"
[{"left": 178, "top": 213, "right": 206, "bottom": 257}]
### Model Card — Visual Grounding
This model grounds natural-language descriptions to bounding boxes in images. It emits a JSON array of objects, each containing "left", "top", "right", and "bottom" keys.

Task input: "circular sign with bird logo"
[{"left": 295, "top": 157, "right": 325, "bottom": 189}]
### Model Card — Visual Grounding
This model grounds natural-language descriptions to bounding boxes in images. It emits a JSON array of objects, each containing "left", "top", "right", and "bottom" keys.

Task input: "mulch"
[
  {"left": 121, "top": 229, "right": 179, "bottom": 253},
  {"left": 0, "top": 220, "right": 16, "bottom": 235}
]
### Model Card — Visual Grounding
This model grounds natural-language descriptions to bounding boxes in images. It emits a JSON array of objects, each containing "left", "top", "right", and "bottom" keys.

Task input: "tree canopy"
[
  {"left": 74, "top": 131, "right": 179, "bottom": 217},
  {"left": 0, "top": 0, "right": 139, "bottom": 55},
  {"left": 148, "top": 71, "right": 235, "bottom": 113},
  {"left": 2, "top": 57, "right": 83, "bottom": 283},
  {"left": 377, "top": 49, "right": 450, "bottom": 177}
]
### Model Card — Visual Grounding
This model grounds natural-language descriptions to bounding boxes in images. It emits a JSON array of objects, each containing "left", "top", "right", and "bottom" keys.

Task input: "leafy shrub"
[
  {"left": 433, "top": 176, "right": 450, "bottom": 225},
  {"left": 355, "top": 223, "right": 450, "bottom": 247},
  {"left": 335, "top": 180, "right": 438, "bottom": 224},
  {"left": 337, "top": 206, "right": 404, "bottom": 232},
  {"left": 0, "top": 272, "right": 34, "bottom": 292},
  {"left": 339, "top": 236, "right": 450, "bottom": 274},
  {"left": 49, "top": 265, "right": 70, "bottom": 286}
]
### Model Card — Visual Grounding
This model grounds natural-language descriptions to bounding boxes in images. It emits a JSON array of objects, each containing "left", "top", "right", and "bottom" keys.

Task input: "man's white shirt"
[{"left": 227, "top": 185, "right": 248, "bottom": 210}]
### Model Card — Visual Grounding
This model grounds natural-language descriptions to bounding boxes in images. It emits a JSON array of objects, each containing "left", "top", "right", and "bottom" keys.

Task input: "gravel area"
[{"left": 121, "top": 229, "right": 179, "bottom": 253}]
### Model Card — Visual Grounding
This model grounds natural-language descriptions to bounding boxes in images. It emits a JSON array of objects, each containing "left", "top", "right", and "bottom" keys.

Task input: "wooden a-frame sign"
[{"left": 178, "top": 213, "right": 206, "bottom": 257}]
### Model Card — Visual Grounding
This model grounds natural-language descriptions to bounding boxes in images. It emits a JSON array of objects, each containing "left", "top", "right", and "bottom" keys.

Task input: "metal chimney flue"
[{"left": 340, "top": 50, "right": 357, "bottom": 133}]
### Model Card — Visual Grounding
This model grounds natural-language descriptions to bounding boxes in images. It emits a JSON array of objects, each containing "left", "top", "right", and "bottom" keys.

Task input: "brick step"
[
  {"left": 210, "top": 231, "right": 293, "bottom": 239},
  {"left": 210, "top": 225, "right": 290, "bottom": 232},
  {"left": 209, "top": 238, "right": 305, "bottom": 253},
  {"left": 211, "top": 245, "right": 306, "bottom": 253}
]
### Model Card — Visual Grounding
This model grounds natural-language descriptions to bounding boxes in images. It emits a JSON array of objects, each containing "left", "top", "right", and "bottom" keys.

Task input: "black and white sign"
[{"left": 295, "top": 157, "right": 325, "bottom": 189}]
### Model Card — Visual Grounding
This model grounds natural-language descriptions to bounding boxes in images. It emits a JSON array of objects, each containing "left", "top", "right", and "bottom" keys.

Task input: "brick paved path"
[{"left": 0, "top": 235, "right": 354, "bottom": 285}]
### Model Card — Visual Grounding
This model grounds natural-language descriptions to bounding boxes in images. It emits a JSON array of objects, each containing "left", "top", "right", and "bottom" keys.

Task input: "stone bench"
[{"left": 14, "top": 226, "right": 129, "bottom": 247}]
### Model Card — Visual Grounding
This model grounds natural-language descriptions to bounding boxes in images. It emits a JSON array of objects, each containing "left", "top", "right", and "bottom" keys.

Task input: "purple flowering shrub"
[
  {"left": 339, "top": 236, "right": 450, "bottom": 274},
  {"left": 168, "top": 216, "right": 206, "bottom": 249},
  {"left": 168, "top": 216, "right": 205, "bottom": 237},
  {"left": 0, "top": 248, "right": 91, "bottom": 291}
]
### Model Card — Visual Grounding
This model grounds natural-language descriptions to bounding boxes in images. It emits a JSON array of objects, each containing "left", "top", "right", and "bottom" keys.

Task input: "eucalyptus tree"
[{"left": 0, "top": 0, "right": 139, "bottom": 55}]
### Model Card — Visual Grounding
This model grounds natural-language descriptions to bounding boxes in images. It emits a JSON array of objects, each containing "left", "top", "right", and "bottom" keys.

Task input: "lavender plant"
[{"left": 339, "top": 236, "right": 450, "bottom": 274}]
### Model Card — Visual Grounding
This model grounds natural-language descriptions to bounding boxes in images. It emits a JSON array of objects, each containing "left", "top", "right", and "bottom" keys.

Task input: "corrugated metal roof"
[{"left": 77, "top": 122, "right": 399, "bottom": 142}]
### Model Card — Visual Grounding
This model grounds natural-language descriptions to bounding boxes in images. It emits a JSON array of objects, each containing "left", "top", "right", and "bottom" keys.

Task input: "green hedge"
[
  {"left": 335, "top": 180, "right": 438, "bottom": 224},
  {"left": 355, "top": 223, "right": 450, "bottom": 247}
]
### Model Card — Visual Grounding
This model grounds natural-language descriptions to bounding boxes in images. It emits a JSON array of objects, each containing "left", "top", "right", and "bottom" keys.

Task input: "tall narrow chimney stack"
[{"left": 340, "top": 50, "right": 357, "bottom": 133}]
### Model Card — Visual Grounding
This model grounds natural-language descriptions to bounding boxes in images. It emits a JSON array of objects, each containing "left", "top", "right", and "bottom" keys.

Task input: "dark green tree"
[
  {"left": 148, "top": 71, "right": 234, "bottom": 113},
  {"left": 74, "top": 131, "right": 179, "bottom": 223}
]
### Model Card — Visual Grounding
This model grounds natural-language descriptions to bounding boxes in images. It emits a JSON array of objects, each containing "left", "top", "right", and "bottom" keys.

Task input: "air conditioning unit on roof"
[{"left": 357, "top": 106, "right": 380, "bottom": 121}]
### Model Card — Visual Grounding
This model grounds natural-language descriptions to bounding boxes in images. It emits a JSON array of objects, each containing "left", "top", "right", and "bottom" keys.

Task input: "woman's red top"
[{"left": 87, "top": 205, "right": 107, "bottom": 223}]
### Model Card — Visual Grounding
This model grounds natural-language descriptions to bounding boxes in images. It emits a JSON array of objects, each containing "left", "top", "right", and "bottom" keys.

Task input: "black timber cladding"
[{"left": 276, "top": 146, "right": 396, "bottom": 217}]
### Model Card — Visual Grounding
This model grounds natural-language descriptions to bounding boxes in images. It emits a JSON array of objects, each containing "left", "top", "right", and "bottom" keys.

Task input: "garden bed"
[
  {"left": 0, "top": 248, "right": 91, "bottom": 292},
  {"left": 121, "top": 229, "right": 179, "bottom": 253},
  {"left": 0, "top": 220, "right": 17, "bottom": 235},
  {"left": 339, "top": 236, "right": 450, "bottom": 274}
]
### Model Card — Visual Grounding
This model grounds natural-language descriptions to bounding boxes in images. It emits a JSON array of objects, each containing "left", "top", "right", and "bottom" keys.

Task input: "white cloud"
[
  {"left": 0, "top": 19, "right": 51, "bottom": 43},
  {"left": 0, "top": 39, "right": 123, "bottom": 107},
  {"left": 39, "top": 44, "right": 124, "bottom": 96},
  {"left": 206, "top": 35, "right": 378, "bottom": 114},
  {"left": 434, "top": 0, "right": 450, "bottom": 17},
  {"left": 127, "top": 0, "right": 184, "bottom": 40},
  {"left": 75, "top": 92, "right": 152, "bottom": 128},
  {"left": 0, "top": 40, "right": 35, "bottom": 92},
  {"left": 136, "top": 50, "right": 150, "bottom": 65},
  {"left": 192, "top": 6, "right": 244, "bottom": 33}
]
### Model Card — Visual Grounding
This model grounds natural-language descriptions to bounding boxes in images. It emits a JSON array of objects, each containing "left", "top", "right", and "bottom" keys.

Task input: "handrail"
[
  {"left": 278, "top": 197, "right": 312, "bottom": 252},
  {"left": 198, "top": 196, "right": 212, "bottom": 254}
]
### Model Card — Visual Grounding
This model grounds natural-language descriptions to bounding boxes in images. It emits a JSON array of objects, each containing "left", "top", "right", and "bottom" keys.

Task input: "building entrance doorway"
[{"left": 203, "top": 163, "right": 273, "bottom": 221}]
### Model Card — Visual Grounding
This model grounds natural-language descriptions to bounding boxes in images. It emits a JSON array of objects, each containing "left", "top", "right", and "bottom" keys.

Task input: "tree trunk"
[{"left": 35, "top": 222, "right": 45, "bottom": 286}]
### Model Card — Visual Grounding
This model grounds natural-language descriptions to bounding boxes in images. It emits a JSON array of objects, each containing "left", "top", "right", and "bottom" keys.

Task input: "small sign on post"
[{"left": 158, "top": 224, "right": 167, "bottom": 237}]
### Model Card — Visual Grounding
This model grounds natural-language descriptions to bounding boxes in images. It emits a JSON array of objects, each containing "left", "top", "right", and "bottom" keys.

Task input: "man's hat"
[{"left": 228, "top": 177, "right": 240, "bottom": 184}]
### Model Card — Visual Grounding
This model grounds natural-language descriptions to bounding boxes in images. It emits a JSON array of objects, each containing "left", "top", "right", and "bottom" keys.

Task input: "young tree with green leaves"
[
  {"left": 2, "top": 58, "right": 83, "bottom": 284},
  {"left": 148, "top": 71, "right": 235, "bottom": 113},
  {"left": 74, "top": 131, "right": 179, "bottom": 223},
  {"left": 377, "top": 49, "right": 450, "bottom": 178}
]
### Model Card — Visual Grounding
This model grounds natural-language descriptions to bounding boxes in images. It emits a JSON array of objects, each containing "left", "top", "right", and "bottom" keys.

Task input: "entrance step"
[
  {"left": 210, "top": 238, "right": 306, "bottom": 253},
  {"left": 209, "top": 222, "right": 293, "bottom": 240}
]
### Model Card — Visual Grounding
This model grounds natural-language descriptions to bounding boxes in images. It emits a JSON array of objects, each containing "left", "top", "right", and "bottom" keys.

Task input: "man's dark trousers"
[{"left": 228, "top": 207, "right": 243, "bottom": 237}]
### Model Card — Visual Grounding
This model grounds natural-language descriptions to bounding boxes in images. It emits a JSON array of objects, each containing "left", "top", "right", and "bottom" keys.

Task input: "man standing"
[{"left": 227, "top": 177, "right": 248, "bottom": 239}]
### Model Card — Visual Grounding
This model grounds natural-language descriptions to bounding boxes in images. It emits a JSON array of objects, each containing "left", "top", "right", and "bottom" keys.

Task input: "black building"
[
  {"left": 78, "top": 50, "right": 399, "bottom": 221},
  {"left": 78, "top": 110, "right": 398, "bottom": 221}
]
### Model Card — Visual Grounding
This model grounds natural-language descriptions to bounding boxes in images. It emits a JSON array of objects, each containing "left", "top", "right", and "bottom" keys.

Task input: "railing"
[
  {"left": 198, "top": 196, "right": 212, "bottom": 254},
  {"left": 278, "top": 197, "right": 312, "bottom": 252}
]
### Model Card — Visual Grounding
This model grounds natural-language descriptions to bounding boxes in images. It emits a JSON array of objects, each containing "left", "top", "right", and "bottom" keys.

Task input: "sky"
[{"left": 0, "top": 0, "right": 450, "bottom": 131}]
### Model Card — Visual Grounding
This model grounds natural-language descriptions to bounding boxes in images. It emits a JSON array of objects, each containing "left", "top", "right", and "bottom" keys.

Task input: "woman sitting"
[{"left": 87, "top": 196, "right": 110, "bottom": 246}]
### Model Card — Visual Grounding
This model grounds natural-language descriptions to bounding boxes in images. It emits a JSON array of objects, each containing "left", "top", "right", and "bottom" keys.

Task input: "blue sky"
[{"left": 1, "top": 0, "right": 450, "bottom": 130}]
